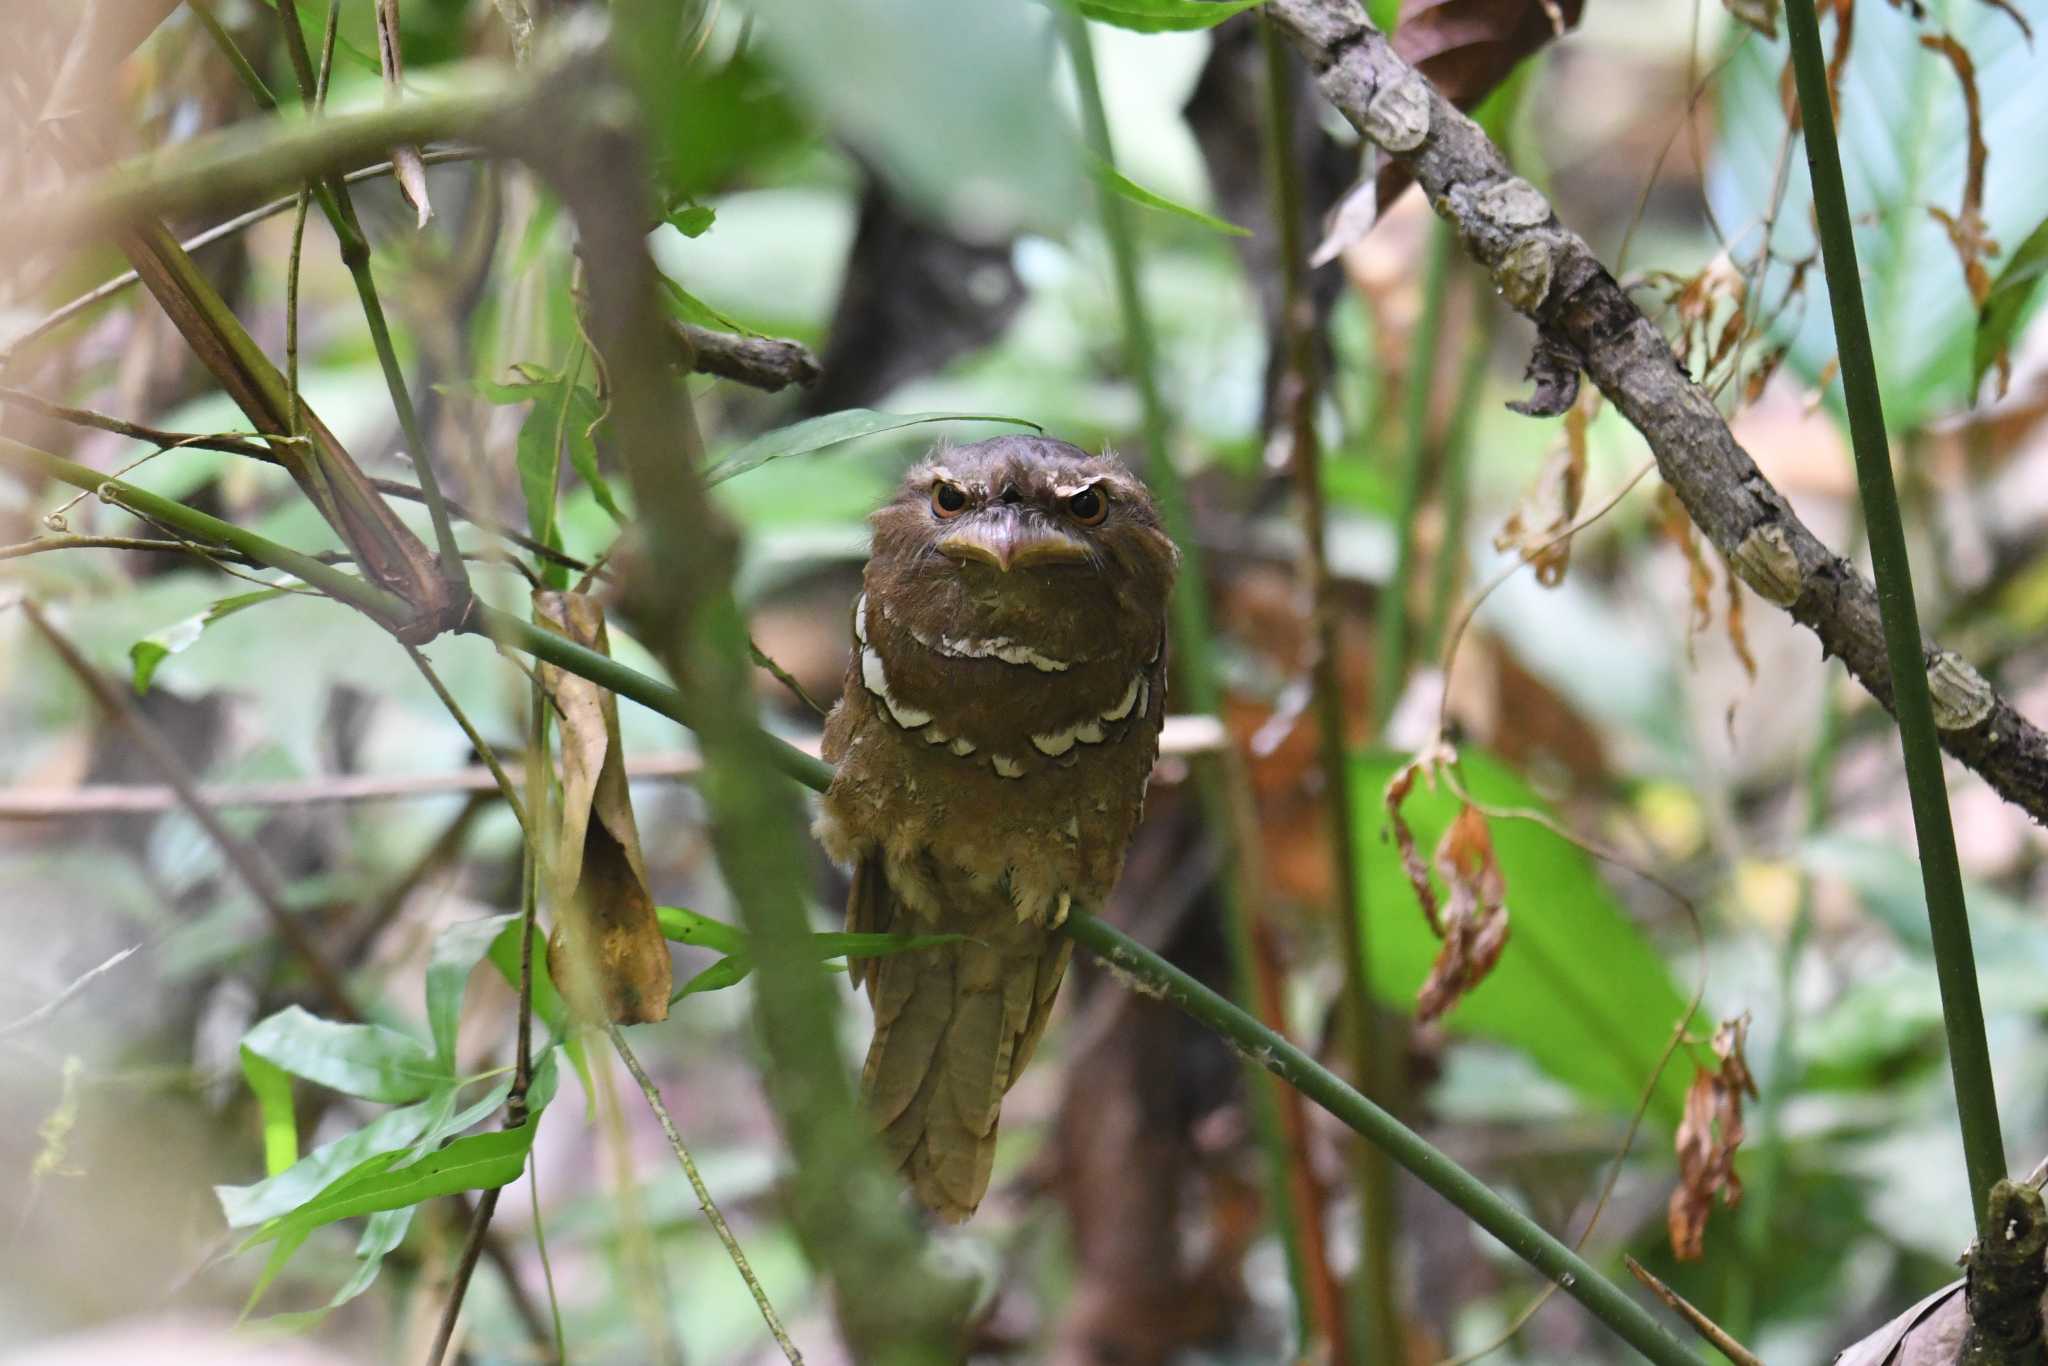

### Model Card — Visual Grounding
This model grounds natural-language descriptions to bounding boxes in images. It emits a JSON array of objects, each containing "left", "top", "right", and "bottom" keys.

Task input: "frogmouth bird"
[{"left": 817, "top": 435, "right": 1179, "bottom": 1221}]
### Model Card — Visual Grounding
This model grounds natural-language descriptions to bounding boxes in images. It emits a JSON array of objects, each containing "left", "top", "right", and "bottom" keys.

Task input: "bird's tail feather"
[{"left": 854, "top": 861, "right": 1069, "bottom": 1221}]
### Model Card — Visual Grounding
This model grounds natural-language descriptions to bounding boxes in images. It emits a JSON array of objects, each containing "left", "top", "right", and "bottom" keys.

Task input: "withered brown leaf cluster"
[
  {"left": 1385, "top": 744, "right": 1512, "bottom": 1024},
  {"left": 1668, "top": 1016, "right": 1757, "bottom": 1261},
  {"left": 1492, "top": 390, "right": 1589, "bottom": 587}
]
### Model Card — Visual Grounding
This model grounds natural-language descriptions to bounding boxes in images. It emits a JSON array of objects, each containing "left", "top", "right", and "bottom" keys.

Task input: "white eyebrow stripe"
[{"left": 1051, "top": 476, "right": 1103, "bottom": 498}]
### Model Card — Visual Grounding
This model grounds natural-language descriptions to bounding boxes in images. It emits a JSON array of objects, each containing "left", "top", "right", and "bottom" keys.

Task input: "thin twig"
[
  {"left": 748, "top": 636, "right": 828, "bottom": 716},
  {"left": 0, "top": 945, "right": 140, "bottom": 1040},
  {"left": 0, "top": 148, "right": 483, "bottom": 364},
  {"left": 1625, "top": 1257, "right": 1767, "bottom": 1366},
  {"left": 404, "top": 645, "right": 528, "bottom": 830},
  {"left": 17, "top": 599, "right": 359, "bottom": 1020},
  {"left": 608, "top": 1022, "right": 803, "bottom": 1364}
]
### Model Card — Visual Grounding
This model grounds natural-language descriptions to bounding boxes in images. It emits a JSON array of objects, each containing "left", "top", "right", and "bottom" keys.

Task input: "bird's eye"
[
  {"left": 1066, "top": 486, "right": 1108, "bottom": 525},
  {"left": 931, "top": 482, "right": 969, "bottom": 518}
]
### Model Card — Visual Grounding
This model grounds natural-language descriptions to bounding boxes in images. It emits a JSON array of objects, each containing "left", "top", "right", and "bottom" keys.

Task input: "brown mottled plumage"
[{"left": 816, "top": 435, "right": 1179, "bottom": 1221}]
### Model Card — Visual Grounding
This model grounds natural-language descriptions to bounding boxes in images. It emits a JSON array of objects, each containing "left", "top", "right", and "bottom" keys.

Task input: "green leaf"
[
  {"left": 426, "top": 914, "right": 519, "bottom": 1067},
  {"left": 707, "top": 409, "right": 1042, "bottom": 486},
  {"left": 656, "top": 905, "right": 748, "bottom": 956},
  {"left": 130, "top": 587, "right": 293, "bottom": 693},
  {"left": 1077, "top": 0, "right": 1263, "bottom": 32},
  {"left": 1366, "top": 0, "right": 1401, "bottom": 34},
  {"left": 241, "top": 1048, "right": 299, "bottom": 1179},
  {"left": 1352, "top": 750, "right": 1696, "bottom": 1123},
  {"left": 241, "top": 1122, "right": 540, "bottom": 1314},
  {"left": 241, "top": 1006, "right": 447, "bottom": 1105},
  {"left": 1974, "top": 214, "right": 2048, "bottom": 395},
  {"left": 462, "top": 363, "right": 558, "bottom": 405},
  {"left": 673, "top": 955, "right": 754, "bottom": 1002},
  {"left": 515, "top": 382, "right": 571, "bottom": 573},
  {"left": 217, "top": 1097, "right": 443, "bottom": 1228},
  {"left": 1088, "top": 156, "right": 1249, "bottom": 236},
  {"left": 658, "top": 275, "right": 748, "bottom": 334},
  {"left": 562, "top": 384, "right": 624, "bottom": 523},
  {"left": 667, "top": 204, "right": 717, "bottom": 238},
  {"left": 488, "top": 920, "right": 567, "bottom": 1037}
]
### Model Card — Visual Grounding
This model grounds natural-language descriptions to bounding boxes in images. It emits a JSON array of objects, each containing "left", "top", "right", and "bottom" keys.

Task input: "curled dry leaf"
[
  {"left": 1384, "top": 737, "right": 1460, "bottom": 934},
  {"left": 376, "top": 0, "right": 433, "bottom": 229},
  {"left": 1782, "top": 0, "right": 1857, "bottom": 125},
  {"left": 1493, "top": 388, "right": 1589, "bottom": 587},
  {"left": 535, "top": 590, "right": 671, "bottom": 1024},
  {"left": 1724, "top": 0, "right": 1782, "bottom": 38},
  {"left": 1416, "top": 803, "right": 1511, "bottom": 1023},
  {"left": 1921, "top": 34, "right": 1995, "bottom": 308},
  {"left": 1830, "top": 1280, "right": 1966, "bottom": 1366},
  {"left": 1668, "top": 1015, "right": 1757, "bottom": 1261}
]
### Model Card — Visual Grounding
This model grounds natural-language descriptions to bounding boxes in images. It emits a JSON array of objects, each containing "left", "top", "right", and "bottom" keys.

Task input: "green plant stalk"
[
  {"left": 1259, "top": 17, "right": 1402, "bottom": 1364},
  {"left": 8, "top": 430, "right": 1708, "bottom": 1362},
  {"left": 1064, "top": 911, "right": 1705, "bottom": 1366},
  {"left": 1783, "top": 0, "right": 2005, "bottom": 1215},
  {"left": 1059, "top": 6, "right": 1323, "bottom": 1348},
  {"left": 196, "top": 0, "right": 471, "bottom": 597},
  {"left": 1422, "top": 304, "right": 1493, "bottom": 661},
  {"left": 1374, "top": 218, "right": 1453, "bottom": 731}
]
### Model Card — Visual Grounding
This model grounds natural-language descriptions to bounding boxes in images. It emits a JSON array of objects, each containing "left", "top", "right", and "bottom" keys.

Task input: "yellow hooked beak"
[{"left": 937, "top": 513, "right": 1092, "bottom": 573}]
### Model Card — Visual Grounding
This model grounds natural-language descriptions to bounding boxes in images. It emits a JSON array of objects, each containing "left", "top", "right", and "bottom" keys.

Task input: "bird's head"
[{"left": 865, "top": 436, "right": 1178, "bottom": 653}]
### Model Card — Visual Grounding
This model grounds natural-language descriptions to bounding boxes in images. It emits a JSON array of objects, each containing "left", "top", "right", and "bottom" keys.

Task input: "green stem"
[
  {"left": 1060, "top": 7, "right": 1324, "bottom": 1349},
  {"left": 1259, "top": 17, "right": 1402, "bottom": 1363},
  {"left": 218, "top": 0, "right": 471, "bottom": 597},
  {"left": 1422, "top": 302, "right": 1493, "bottom": 661},
  {"left": 1783, "top": 0, "right": 2004, "bottom": 1215},
  {"left": 1374, "top": 218, "right": 1453, "bottom": 731},
  {"left": 8, "top": 427, "right": 1710, "bottom": 1362},
  {"left": 1061, "top": 911, "right": 1705, "bottom": 1366}
]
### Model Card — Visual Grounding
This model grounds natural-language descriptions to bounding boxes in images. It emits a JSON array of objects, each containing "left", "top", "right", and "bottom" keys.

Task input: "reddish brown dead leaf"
[
  {"left": 376, "top": 0, "right": 433, "bottom": 229},
  {"left": 1782, "top": 0, "right": 1857, "bottom": 125},
  {"left": 1656, "top": 485, "right": 1715, "bottom": 656},
  {"left": 1374, "top": 0, "right": 1586, "bottom": 208},
  {"left": 1383, "top": 741, "right": 1457, "bottom": 934},
  {"left": 1668, "top": 1016, "right": 1757, "bottom": 1261},
  {"left": 1922, "top": 34, "right": 1996, "bottom": 307},
  {"left": 1977, "top": 0, "right": 2033, "bottom": 40},
  {"left": 1416, "top": 803, "right": 1511, "bottom": 1023},
  {"left": 1722, "top": 550, "right": 1757, "bottom": 678},
  {"left": 535, "top": 590, "right": 671, "bottom": 1024},
  {"left": 1492, "top": 391, "right": 1589, "bottom": 587}
]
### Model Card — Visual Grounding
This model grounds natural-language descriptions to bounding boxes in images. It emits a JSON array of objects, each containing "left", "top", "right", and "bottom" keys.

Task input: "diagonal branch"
[{"left": 1266, "top": 0, "right": 2048, "bottom": 826}]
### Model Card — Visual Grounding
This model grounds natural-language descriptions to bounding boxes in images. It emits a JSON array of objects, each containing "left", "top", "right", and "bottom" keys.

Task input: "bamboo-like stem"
[
  {"left": 1422, "top": 301, "right": 1493, "bottom": 661},
  {"left": 608, "top": 1022, "right": 804, "bottom": 1364},
  {"left": 1782, "top": 0, "right": 2005, "bottom": 1217},
  {"left": 248, "top": 1, "right": 472, "bottom": 596},
  {"left": 2, "top": 149, "right": 483, "bottom": 363},
  {"left": 8, "top": 421, "right": 1711, "bottom": 1364},
  {"left": 1258, "top": 17, "right": 1401, "bottom": 1363},
  {"left": 1059, "top": 7, "right": 1327, "bottom": 1349},
  {"left": 1062, "top": 911, "right": 1705, "bottom": 1366},
  {"left": 1374, "top": 217, "right": 1453, "bottom": 730}
]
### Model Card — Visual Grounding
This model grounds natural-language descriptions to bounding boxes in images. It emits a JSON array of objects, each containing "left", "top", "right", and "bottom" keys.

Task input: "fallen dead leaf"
[{"left": 1668, "top": 1015, "right": 1756, "bottom": 1260}]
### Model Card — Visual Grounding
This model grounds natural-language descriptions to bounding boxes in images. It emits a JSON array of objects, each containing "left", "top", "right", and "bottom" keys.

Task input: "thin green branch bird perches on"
[{"left": 817, "top": 435, "right": 1179, "bottom": 1221}]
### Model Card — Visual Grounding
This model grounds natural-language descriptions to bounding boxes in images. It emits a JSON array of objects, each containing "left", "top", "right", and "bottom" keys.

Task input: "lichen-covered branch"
[
  {"left": 671, "top": 322, "right": 822, "bottom": 392},
  {"left": 1266, "top": 0, "right": 2048, "bottom": 825}
]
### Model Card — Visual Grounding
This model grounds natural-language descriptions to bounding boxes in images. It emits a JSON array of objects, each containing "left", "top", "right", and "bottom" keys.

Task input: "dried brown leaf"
[
  {"left": 1668, "top": 1015, "right": 1755, "bottom": 1261},
  {"left": 1493, "top": 392, "right": 1588, "bottom": 587},
  {"left": 1977, "top": 0, "right": 2033, "bottom": 40},
  {"left": 376, "top": 0, "right": 433, "bottom": 229},
  {"left": 535, "top": 590, "right": 670, "bottom": 1024},
  {"left": 1416, "top": 803, "right": 1511, "bottom": 1022},
  {"left": 1723, "top": 550, "right": 1757, "bottom": 678},
  {"left": 1383, "top": 744, "right": 1452, "bottom": 935},
  {"left": 1657, "top": 485, "right": 1715, "bottom": 658},
  {"left": 1922, "top": 34, "right": 1995, "bottom": 306},
  {"left": 1374, "top": 0, "right": 1587, "bottom": 207},
  {"left": 1783, "top": 0, "right": 1857, "bottom": 124}
]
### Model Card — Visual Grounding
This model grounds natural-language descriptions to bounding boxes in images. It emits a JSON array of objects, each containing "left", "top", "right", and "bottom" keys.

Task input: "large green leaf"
[
  {"left": 1352, "top": 750, "right": 1697, "bottom": 1122},
  {"left": 240, "top": 1006, "right": 447, "bottom": 1105},
  {"left": 1709, "top": 1, "right": 2048, "bottom": 427},
  {"left": 706, "top": 410, "right": 1041, "bottom": 487},
  {"left": 1974, "top": 213, "right": 2048, "bottom": 394},
  {"left": 1078, "top": 0, "right": 1264, "bottom": 32}
]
